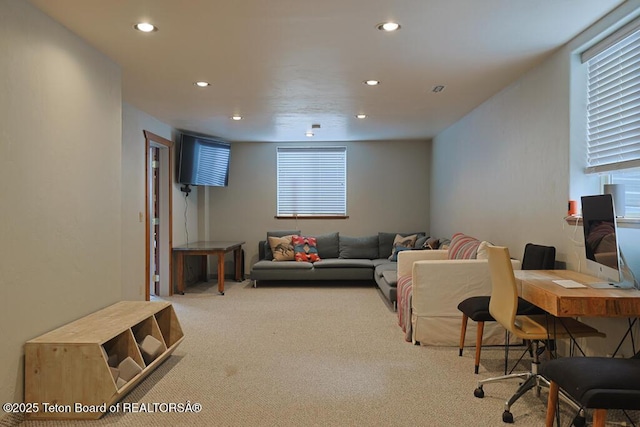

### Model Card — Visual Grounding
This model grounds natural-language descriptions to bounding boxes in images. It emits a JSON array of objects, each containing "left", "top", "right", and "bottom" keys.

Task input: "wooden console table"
[{"left": 172, "top": 241, "right": 245, "bottom": 295}]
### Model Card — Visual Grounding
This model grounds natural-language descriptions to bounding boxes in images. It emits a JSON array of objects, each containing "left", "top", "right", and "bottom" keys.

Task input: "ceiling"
[{"left": 29, "top": 0, "right": 624, "bottom": 143}]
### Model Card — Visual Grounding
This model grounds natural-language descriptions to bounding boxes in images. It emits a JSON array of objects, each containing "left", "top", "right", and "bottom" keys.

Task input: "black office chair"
[
  {"left": 541, "top": 353, "right": 640, "bottom": 427},
  {"left": 458, "top": 243, "right": 555, "bottom": 374}
]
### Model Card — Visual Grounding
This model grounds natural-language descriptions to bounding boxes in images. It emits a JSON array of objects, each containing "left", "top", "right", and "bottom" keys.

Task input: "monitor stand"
[
  {"left": 618, "top": 251, "right": 639, "bottom": 289},
  {"left": 588, "top": 251, "right": 638, "bottom": 289},
  {"left": 589, "top": 282, "right": 617, "bottom": 289}
]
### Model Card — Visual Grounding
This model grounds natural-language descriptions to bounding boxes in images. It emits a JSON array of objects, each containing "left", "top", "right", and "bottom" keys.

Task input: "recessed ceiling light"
[
  {"left": 363, "top": 80, "right": 380, "bottom": 86},
  {"left": 376, "top": 22, "right": 401, "bottom": 32},
  {"left": 134, "top": 22, "right": 157, "bottom": 33},
  {"left": 356, "top": 114, "right": 367, "bottom": 119},
  {"left": 231, "top": 115, "right": 242, "bottom": 121},
  {"left": 194, "top": 81, "right": 210, "bottom": 87},
  {"left": 305, "top": 131, "right": 314, "bottom": 137}
]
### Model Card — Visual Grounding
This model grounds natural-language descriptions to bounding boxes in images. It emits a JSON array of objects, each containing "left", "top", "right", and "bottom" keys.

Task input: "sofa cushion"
[
  {"left": 389, "top": 246, "right": 412, "bottom": 261},
  {"left": 388, "top": 234, "right": 418, "bottom": 260},
  {"left": 374, "top": 262, "right": 397, "bottom": 278},
  {"left": 264, "top": 230, "right": 301, "bottom": 260},
  {"left": 339, "top": 235, "right": 379, "bottom": 259},
  {"left": 439, "top": 238, "right": 451, "bottom": 250},
  {"left": 312, "top": 232, "right": 340, "bottom": 259},
  {"left": 293, "top": 235, "right": 321, "bottom": 262},
  {"left": 415, "top": 236, "right": 440, "bottom": 250},
  {"left": 251, "top": 260, "right": 313, "bottom": 270},
  {"left": 382, "top": 270, "right": 398, "bottom": 286},
  {"left": 415, "top": 235, "right": 428, "bottom": 249},
  {"left": 313, "top": 259, "right": 374, "bottom": 268},
  {"left": 268, "top": 235, "right": 296, "bottom": 261},
  {"left": 378, "top": 232, "right": 426, "bottom": 259},
  {"left": 476, "top": 241, "right": 492, "bottom": 260},
  {"left": 448, "top": 232, "right": 481, "bottom": 260}
]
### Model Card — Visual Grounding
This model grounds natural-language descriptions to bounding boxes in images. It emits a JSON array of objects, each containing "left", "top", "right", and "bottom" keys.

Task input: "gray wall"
[
  {"left": 0, "top": 1, "right": 122, "bottom": 404},
  {"left": 430, "top": 2, "right": 640, "bottom": 356},
  {"left": 121, "top": 104, "right": 182, "bottom": 299},
  {"left": 206, "top": 140, "right": 431, "bottom": 268}
]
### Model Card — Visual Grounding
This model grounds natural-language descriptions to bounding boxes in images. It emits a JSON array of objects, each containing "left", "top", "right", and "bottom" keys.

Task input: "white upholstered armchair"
[{"left": 397, "top": 249, "right": 521, "bottom": 346}]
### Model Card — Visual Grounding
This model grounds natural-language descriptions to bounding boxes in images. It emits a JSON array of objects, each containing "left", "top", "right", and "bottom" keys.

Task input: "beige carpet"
[{"left": 11, "top": 280, "right": 639, "bottom": 426}]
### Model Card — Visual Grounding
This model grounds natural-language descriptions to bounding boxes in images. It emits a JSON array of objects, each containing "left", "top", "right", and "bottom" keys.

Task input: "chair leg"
[
  {"left": 504, "top": 330, "right": 510, "bottom": 375},
  {"left": 459, "top": 314, "right": 468, "bottom": 357},
  {"left": 474, "top": 321, "right": 484, "bottom": 374},
  {"left": 545, "top": 381, "right": 559, "bottom": 427},
  {"left": 592, "top": 409, "right": 607, "bottom": 427}
]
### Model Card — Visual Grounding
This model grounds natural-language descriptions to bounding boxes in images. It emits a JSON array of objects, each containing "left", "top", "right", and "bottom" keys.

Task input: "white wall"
[
  {"left": 207, "top": 140, "right": 431, "bottom": 269},
  {"left": 0, "top": 0, "right": 122, "bottom": 405},
  {"left": 431, "top": 2, "right": 640, "bottom": 355}
]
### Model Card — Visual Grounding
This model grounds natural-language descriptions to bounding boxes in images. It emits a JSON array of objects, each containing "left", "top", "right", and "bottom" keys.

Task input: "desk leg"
[
  {"left": 234, "top": 248, "right": 242, "bottom": 281},
  {"left": 217, "top": 252, "right": 225, "bottom": 295},
  {"left": 177, "top": 253, "right": 185, "bottom": 295},
  {"left": 201, "top": 255, "right": 208, "bottom": 282}
]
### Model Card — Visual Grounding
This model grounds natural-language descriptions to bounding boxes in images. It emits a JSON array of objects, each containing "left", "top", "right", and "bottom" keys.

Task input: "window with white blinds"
[
  {"left": 583, "top": 17, "right": 640, "bottom": 217},
  {"left": 583, "top": 19, "right": 640, "bottom": 173},
  {"left": 276, "top": 146, "right": 347, "bottom": 217},
  {"left": 612, "top": 171, "right": 640, "bottom": 217}
]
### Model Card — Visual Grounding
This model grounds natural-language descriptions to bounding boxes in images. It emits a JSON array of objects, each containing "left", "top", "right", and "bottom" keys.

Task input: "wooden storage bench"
[{"left": 24, "top": 301, "right": 184, "bottom": 420}]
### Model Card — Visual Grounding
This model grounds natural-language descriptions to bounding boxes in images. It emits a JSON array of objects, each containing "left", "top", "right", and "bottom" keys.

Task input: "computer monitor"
[{"left": 581, "top": 194, "right": 638, "bottom": 289}]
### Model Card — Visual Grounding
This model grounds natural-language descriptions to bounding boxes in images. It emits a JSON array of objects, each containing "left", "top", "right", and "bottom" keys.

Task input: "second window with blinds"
[
  {"left": 583, "top": 17, "right": 640, "bottom": 217},
  {"left": 276, "top": 146, "right": 347, "bottom": 218}
]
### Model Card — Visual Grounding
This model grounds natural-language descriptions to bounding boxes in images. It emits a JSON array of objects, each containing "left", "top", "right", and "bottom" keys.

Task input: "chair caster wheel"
[
  {"left": 474, "top": 387, "right": 484, "bottom": 398},
  {"left": 572, "top": 415, "right": 586, "bottom": 427},
  {"left": 502, "top": 410, "right": 514, "bottom": 423}
]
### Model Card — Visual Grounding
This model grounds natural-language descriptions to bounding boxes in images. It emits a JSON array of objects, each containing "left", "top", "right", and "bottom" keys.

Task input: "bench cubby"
[{"left": 24, "top": 301, "right": 184, "bottom": 420}]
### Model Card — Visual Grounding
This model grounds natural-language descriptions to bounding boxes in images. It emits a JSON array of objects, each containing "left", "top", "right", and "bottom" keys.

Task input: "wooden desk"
[
  {"left": 515, "top": 269, "right": 640, "bottom": 318},
  {"left": 172, "top": 241, "right": 245, "bottom": 295}
]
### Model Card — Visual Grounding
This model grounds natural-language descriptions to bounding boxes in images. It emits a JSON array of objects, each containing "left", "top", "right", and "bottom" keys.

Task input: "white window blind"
[
  {"left": 277, "top": 146, "right": 347, "bottom": 217},
  {"left": 612, "top": 171, "right": 640, "bottom": 217},
  {"left": 584, "top": 21, "right": 640, "bottom": 174}
]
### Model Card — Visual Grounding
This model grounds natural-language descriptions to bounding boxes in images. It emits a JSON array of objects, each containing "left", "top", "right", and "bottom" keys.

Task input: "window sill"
[
  {"left": 565, "top": 215, "right": 640, "bottom": 228},
  {"left": 275, "top": 215, "right": 349, "bottom": 220}
]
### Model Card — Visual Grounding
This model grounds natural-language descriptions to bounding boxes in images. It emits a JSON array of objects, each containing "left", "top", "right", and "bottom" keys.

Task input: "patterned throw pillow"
[
  {"left": 268, "top": 235, "right": 295, "bottom": 261},
  {"left": 448, "top": 232, "right": 481, "bottom": 259},
  {"left": 388, "top": 234, "right": 417, "bottom": 261},
  {"left": 293, "top": 235, "right": 321, "bottom": 262}
]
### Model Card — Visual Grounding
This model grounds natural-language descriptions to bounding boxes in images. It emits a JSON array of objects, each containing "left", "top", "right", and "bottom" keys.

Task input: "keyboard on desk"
[{"left": 552, "top": 279, "right": 586, "bottom": 288}]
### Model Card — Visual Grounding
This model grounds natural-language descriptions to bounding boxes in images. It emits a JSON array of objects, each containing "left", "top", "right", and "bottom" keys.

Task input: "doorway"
[
  {"left": 150, "top": 146, "right": 160, "bottom": 296},
  {"left": 144, "top": 131, "right": 173, "bottom": 300}
]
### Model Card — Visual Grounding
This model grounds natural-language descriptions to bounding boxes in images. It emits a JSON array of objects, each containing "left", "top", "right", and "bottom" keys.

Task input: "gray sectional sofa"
[{"left": 249, "top": 230, "right": 427, "bottom": 306}]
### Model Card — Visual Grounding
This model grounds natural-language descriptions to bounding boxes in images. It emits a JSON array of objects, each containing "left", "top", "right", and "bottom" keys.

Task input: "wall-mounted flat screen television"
[{"left": 177, "top": 134, "right": 230, "bottom": 187}]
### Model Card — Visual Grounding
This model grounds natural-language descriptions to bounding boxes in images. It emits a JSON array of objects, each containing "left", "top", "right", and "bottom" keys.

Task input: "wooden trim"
[
  {"left": 275, "top": 215, "right": 349, "bottom": 220},
  {"left": 143, "top": 131, "right": 174, "bottom": 299}
]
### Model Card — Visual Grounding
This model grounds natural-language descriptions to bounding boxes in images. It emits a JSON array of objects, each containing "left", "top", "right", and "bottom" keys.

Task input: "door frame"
[{"left": 144, "top": 130, "right": 174, "bottom": 300}]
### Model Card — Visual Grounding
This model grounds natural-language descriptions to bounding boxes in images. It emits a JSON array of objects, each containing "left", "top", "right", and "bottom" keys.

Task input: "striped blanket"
[{"left": 396, "top": 274, "right": 413, "bottom": 342}]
